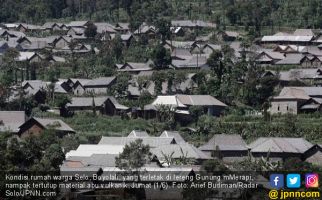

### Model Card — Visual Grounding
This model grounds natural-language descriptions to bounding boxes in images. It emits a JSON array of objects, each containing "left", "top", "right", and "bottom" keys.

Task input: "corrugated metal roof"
[
  {"left": 0, "top": 111, "right": 26, "bottom": 133},
  {"left": 199, "top": 134, "right": 248, "bottom": 151},
  {"left": 249, "top": 137, "right": 313, "bottom": 153}
]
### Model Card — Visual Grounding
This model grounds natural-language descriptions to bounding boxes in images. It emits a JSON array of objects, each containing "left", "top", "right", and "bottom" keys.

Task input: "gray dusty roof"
[
  {"left": 199, "top": 134, "right": 248, "bottom": 151},
  {"left": 159, "top": 131, "right": 186, "bottom": 144},
  {"left": 128, "top": 130, "right": 150, "bottom": 137},
  {"left": 152, "top": 143, "right": 211, "bottom": 160},
  {"left": 176, "top": 95, "right": 227, "bottom": 107},
  {"left": 63, "top": 154, "right": 117, "bottom": 168},
  {"left": 67, "top": 96, "right": 124, "bottom": 108},
  {"left": 294, "top": 29, "right": 315, "bottom": 36},
  {"left": 67, "top": 21, "right": 89, "bottom": 27},
  {"left": 274, "top": 87, "right": 311, "bottom": 100},
  {"left": 98, "top": 137, "right": 176, "bottom": 147},
  {"left": 276, "top": 54, "right": 304, "bottom": 65},
  {"left": 94, "top": 22, "right": 116, "bottom": 34},
  {"left": 0, "top": 111, "right": 26, "bottom": 133},
  {"left": 171, "top": 55, "right": 208, "bottom": 68},
  {"left": 249, "top": 137, "right": 313, "bottom": 154},
  {"left": 280, "top": 87, "right": 322, "bottom": 97},
  {"left": 84, "top": 77, "right": 116, "bottom": 87},
  {"left": 32, "top": 117, "right": 75, "bottom": 132}
]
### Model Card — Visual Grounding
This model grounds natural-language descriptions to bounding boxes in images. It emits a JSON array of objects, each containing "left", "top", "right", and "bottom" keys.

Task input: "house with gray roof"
[
  {"left": 269, "top": 87, "right": 322, "bottom": 114},
  {"left": 18, "top": 117, "right": 75, "bottom": 138},
  {"left": 115, "top": 61, "right": 153, "bottom": 73},
  {"left": 0, "top": 111, "right": 26, "bottom": 133},
  {"left": 249, "top": 137, "right": 314, "bottom": 162},
  {"left": 275, "top": 54, "right": 314, "bottom": 67},
  {"left": 304, "top": 144, "right": 322, "bottom": 167},
  {"left": 171, "top": 55, "right": 209, "bottom": 69},
  {"left": 143, "top": 95, "right": 227, "bottom": 121},
  {"left": 217, "top": 30, "right": 239, "bottom": 41},
  {"left": 67, "top": 96, "right": 128, "bottom": 115},
  {"left": 199, "top": 134, "right": 248, "bottom": 162},
  {"left": 0, "top": 41, "right": 9, "bottom": 53},
  {"left": 80, "top": 77, "right": 116, "bottom": 95},
  {"left": 67, "top": 21, "right": 91, "bottom": 28},
  {"left": 255, "top": 50, "right": 285, "bottom": 65},
  {"left": 202, "top": 44, "right": 222, "bottom": 54},
  {"left": 0, "top": 30, "right": 25, "bottom": 39},
  {"left": 21, "top": 80, "right": 68, "bottom": 103},
  {"left": 171, "top": 48, "right": 192, "bottom": 60},
  {"left": 127, "top": 130, "right": 150, "bottom": 137}
]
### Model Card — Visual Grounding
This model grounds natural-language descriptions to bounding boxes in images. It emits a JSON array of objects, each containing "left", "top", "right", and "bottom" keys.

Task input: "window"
[
  {"left": 287, "top": 106, "right": 289, "bottom": 111},
  {"left": 277, "top": 106, "right": 280, "bottom": 111}
]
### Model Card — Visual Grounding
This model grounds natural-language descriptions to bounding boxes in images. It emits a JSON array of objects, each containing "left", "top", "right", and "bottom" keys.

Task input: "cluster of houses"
[{"left": 60, "top": 129, "right": 322, "bottom": 199}]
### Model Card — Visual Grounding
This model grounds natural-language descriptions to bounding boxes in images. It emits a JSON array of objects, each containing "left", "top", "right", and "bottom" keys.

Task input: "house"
[
  {"left": 109, "top": 33, "right": 134, "bottom": 46},
  {"left": 42, "top": 22, "right": 66, "bottom": 31},
  {"left": 17, "top": 23, "right": 44, "bottom": 32},
  {"left": 144, "top": 95, "right": 227, "bottom": 120},
  {"left": 67, "top": 21, "right": 91, "bottom": 28},
  {"left": 170, "top": 27, "right": 185, "bottom": 37},
  {"left": 18, "top": 117, "right": 75, "bottom": 138},
  {"left": 217, "top": 30, "right": 239, "bottom": 41},
  {"left": 152, "top": 143, "right": 211, "bottom": 165},
  {"left": 164, "top": 40, "right": 196, "bottom": 51},
  {"left": 176, "top": 95, "right": 227, "bottom": 116},
  {"left": 171, "top": 55, "right": 209, "bottom": 69},
  {"left": 171, "top": 48, "right": 192, "bottom": 60},
  {"left": 0, "top": 111, "right": 26, "bottom": 133},
  {"left": 0, "top": 41, "right": 9, "bottom": 53},
  {"left": 16, "top": 52, "right": 43, "bottom": 63},
  {"left": 269, "top": 87, "right": 322, "bottom": 114},
  {"left": 115, "top": 61, "right": 153, "bottom": 73},
  {"left": 275, "top": 54, "right": 313, "bottom": 67},
  {"left": 134, "top": 22, "right": 156, "bottom": 38},
  {"left": 0, "top": 30, "right": 25, "bottom": 39},
  {"left": 67, "top": 27, "right": 85, "bottom": 37},
  {"left": 199, "top": 134, "right": 248, "bottom": 162},
  {"left": 80, "top": 77, "right": 116, "bottom": 95},
  {"left": 114, "top": 23, "right": 130, "bottom": 33},
  {"left": 255, "top": 50, "right": 285, "bottom": 65},
  {"left": 202, "top": 44, "right": 221, "bottom": 54},
  {"left": 270, "top": 68, "right": 322, "bottom": 85},
  {"left": 261, "top": 32, "right": 314, "bottom": 45},
  {"left": 22, "top": 80, "right": 68, "bottom": 103},
  {"left": 68, "top": 79, "right": 91, "bottom": 95},
  {"left": 54, "top": 43, "right": 91, "bottom": 54},
  {"left": 94, "top": 22, "right": 116, "bottom": 34},
  {"left": 171, "top": 20, "right": 216, "bottom": 30},
  {"left": 304, "top": 144, "right": 322, "bottom": 166},
  {"left": 52, "top": 36, "right": 72, "bottom": 49},
  {"left": 249, "top": 137, "right": 314, "bottom": 162},
  {"left": 67, "top": 96, "right": 128, "bottom": 115}
]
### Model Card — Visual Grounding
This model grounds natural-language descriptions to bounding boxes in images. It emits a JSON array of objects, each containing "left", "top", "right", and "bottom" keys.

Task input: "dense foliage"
[{"left": 1, "top": 0, "right": 322, "bottom": 35}]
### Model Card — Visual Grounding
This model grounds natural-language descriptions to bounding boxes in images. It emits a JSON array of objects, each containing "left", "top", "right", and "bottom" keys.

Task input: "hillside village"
[{"left": 1, "top": 1, "right": 322, "bottom": 199}]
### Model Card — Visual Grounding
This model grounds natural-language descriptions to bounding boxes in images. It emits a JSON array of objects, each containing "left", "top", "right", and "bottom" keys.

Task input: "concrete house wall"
[{"left": 270, "top": 100, "right": 298, "bottom": 114}]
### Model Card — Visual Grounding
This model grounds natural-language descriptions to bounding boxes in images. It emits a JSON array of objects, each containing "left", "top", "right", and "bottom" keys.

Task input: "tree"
[
  {"left": 112, "top": 73, "right": 131, "bottom": 96},
  {"left": 115, "top": 139, "right": 152, "bottom": 175},
  {"left": 55, "top": 94, "right": 71, "bottom": 117},
  {"left": 152, "top": 71, "right": 166, "bottom": 95},
  {"left": 84, "top": 21, "right": 97, "bottom": 38},
  {"left": 151, "top": 44, "right": 171, "bottom": 69},
  {"left": 189, "top": 106, "right": 205, "bottom": 125},
  {"left": 1, "top": 48, "right": 20, "bottom": 85},
  {"left": 110, "top": 34, "right": 124, "bottom": 62},
  {"left": 155, "top": 18, "right": 171, "bottom": 42}
]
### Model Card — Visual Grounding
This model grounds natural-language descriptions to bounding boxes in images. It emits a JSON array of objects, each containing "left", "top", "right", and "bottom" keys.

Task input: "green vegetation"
[{"left": 2, "top": 1, "right": 322, "bottom": 36}]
